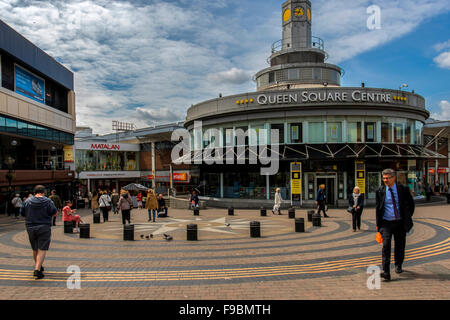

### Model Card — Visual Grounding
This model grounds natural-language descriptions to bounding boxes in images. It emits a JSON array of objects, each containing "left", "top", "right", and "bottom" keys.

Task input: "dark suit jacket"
[
  {"left": 348, "top": 195, "right": 364, "bottom": 213},
  {"left": 376, "top": 184, "right": 415, "bottom": 232}
]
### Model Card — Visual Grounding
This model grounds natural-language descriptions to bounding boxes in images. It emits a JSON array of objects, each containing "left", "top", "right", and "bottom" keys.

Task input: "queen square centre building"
[{"left": 181, "top": 0, "right": 445, "bottom": 209}]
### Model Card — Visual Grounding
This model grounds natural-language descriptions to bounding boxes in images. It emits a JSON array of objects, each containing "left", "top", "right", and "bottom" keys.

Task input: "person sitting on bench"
[
  {"left": 157, "top": 194, "right": 168, "bottom": 217},
  {"left": 62, "top": 201, "right": 84, "bottom": 232}
]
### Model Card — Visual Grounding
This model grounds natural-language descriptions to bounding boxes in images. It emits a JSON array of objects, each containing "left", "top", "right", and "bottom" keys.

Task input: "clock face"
[
  {"left": 294, "top": 7, "right": 304, "bottom": 17},
  {"left": 283, "top": 9, "right": 291, "bottom": 22},
  {"left": 307, "top": 8, "right": 311, "bottom": 21}
]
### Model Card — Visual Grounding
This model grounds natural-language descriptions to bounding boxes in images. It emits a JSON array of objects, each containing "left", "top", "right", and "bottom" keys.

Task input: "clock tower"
[{"left": 282, "top": 0, "right": 312, "bottom": 50}]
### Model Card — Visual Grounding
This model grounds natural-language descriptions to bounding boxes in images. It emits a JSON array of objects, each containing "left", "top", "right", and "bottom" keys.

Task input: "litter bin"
[
  {"left": 64, "top": 221, "right": 73, "bottom": 234},
  {"left": 260, "top": 207, "right": 266, "bottom": 217},
  {"left": 193, "top": 208, "right": 200, "bottom": 216},
  {"left": 288, "top": 208, "right": 295, "bottom": 219},
  {"left": 312, "top": 213, "right": 321, "bottom": 227},
  {"left": 93, "top": 212, "right": 100, "bottom": 224},
  {"left": 307, "top": 210, "right": 315, "bottom": 222},
  {"left": 80, "top": 224, "right": 90, "bottom": 239},
  {"left": 250, "top": 221, "right": 261, "bottom": 238},
  {"left": 123, "top": 224, "right": 134, "bottom": 241},
  {"left": 187, "top": 224, "right": 198, "bottom": 241},
  {"left": 76, "top": 199, "right": 85, "bottom": 209},
  {"left": 295, "top": 218, "right": 305, "bottom": 232},
  {"left": 228, "top": 207, "right": 234, "bottom": 216}
]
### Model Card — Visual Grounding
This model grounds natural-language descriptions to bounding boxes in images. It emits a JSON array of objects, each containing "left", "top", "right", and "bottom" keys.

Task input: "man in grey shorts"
[{"left": 21, "top": 185, "right": 57, "bottom": 279}]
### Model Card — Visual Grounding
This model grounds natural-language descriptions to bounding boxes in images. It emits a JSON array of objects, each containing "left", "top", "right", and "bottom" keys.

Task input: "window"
[
  {"left": 394, "top": 123, "right": 405, "bottom": 143},
  {"left": 327, "top": 122, "right": 342, "bottom": 143},
  {"left": 308, "top": 122, "right": 324, "bottom": 143},
  {"left": 365, "top": 122, "right": 376, "bottom": 142},
  {"left": 17, "top": 121, "right": 27, "bottom": 136},
  {"left": 270, "top": 123, "right": 284, "bottom": 144},
  {"left": 224, "top": 127, "right": 233, "bottom": 147},
  {"left": 269, "top": 72, "right": 275, "bottom": 83},
  {"left": 5, "top": 118, "right": 17, "bottom": 133},
  {"left": 313, "top": 68, "right": 321, "bottom": 80},
  {"left": 250, "top": 124, "right": 266, "bottom": 146},
  {"left": 289, "top": 123, "right": 303, "bottom": 143},
  {"left": 0, "top": 116, "right": 6, "bottom": 132},
  {"left": 288, "top": 69, "right": 299, "bottom": 80},
  {"left": 415, "top": 121, "right": 423, "bottom": 145},
  {"left": 235, "top": 126, "right": 248, "bottom": 146},
  {"left": 381, "top": 122, "right": 392, "bottom": 143},
  {"left": 347, "top": 122, "right": 362, "bottom": 142}
]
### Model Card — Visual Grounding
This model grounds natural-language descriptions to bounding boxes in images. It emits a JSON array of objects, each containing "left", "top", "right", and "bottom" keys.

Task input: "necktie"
[{"left": 389, "top": 187, "right": 400, "bottom": 220}]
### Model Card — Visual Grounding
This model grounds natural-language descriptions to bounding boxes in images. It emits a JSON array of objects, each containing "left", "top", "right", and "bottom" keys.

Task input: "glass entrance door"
[
  {"left": 316, "top": 176, "right": 336, "bottom": 206},
  {"left": 367, "top": 172, "right": 381, "bottom": 199}
]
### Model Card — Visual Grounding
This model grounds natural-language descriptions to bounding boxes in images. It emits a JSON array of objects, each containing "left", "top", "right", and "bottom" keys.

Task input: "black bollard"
[
  {"left": 93, "top": 212, "right": 100, "bottom": 224},
  {"left": 307, "top": 210, "right": 314, "bottom": 222},
  {"left": 260, "top": 207, "right": 267, "bottom": 217},
  {"left": 250, "top": 221, "right": 261, "bottom": 238},
  {"left": 295, "top": 218, "right": 305, "bottom": 232},
  {"left": 123, "top": 224, "right": 134, "bottom": 241},
  {"left": 63, "top": 221, "right": 73, "bottom": 234},
  {"left": 187, "top": 224, "right": 198, "bottom": 241},
  {"left": 193, "top": 208, "right": 200, "bottom": 216},
  {"left": 312, "top": 213, "right": 321, "bottom": 227},
  {"left": 288, "top": 208, "right": 295, "bottom": 219},
  {"left": 228, "top": 207, "right": 234, "bottom": 216},
  {"left": 79, "top": 223, "right": 90, "bottom": 239}
]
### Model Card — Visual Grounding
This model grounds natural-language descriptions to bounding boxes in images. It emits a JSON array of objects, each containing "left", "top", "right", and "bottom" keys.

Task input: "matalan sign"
[{"left": 90, "top": 144, "right": 120, "bottom": 151}]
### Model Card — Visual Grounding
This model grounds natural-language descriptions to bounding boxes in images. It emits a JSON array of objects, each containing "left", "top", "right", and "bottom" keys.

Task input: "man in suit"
[{"left": 376, "top": 168, "right": 415, "bottom": 281}]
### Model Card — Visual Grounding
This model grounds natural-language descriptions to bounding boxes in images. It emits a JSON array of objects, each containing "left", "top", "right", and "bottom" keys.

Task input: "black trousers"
[
  {"left": 121, "top": 209, "right": 131, "bottom": 225},
  {"left": 380, "top": 219, "right": 406, "bottom": 274},
  {"left": 317, "top": 201, "right": 327, "bottom": 216},
  {"left": 352, "top": 210, "right": 362, "bottom": 230},
  {"left": 100, "top": 207, "right": 109, "bottom": 222}
]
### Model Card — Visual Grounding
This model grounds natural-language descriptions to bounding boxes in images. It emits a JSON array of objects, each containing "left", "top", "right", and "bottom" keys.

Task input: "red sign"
[
  {"left": 147, "top": 175, "right": 154, "bottom": 179},
  {"left": 90, "top": 144, "right": 120, "bottom": 151},
  {"left": 428, "top": 168, "right": 435, "bottom": 174},
  {"left": 173, "top": 173, "right": 188, "bottom": 181},
  {"left": 437, "top": 167, "right": 448, "bottom": 174}
]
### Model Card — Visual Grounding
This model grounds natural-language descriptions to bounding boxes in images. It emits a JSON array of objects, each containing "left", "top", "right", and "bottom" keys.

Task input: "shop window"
[
  {"left": 308, "top": 122, "right": 324, "bottom": 143},
  {"left": 289, "top": 123, "right": 303, "bottom": 143},
  {"left": 394, "top": 123, "right": 405, "bottom": 143},
  {"left": 270, "top": 123, "right": 284, "bottom": 144},
  {"left": 415, "top": 121, "right": 423, "bottom": 145},
  {"left": 365, "top": 122, "right": 376, "bottom": 142},
  {"left": 327, "top": 122, "right": 342, "bottom": 143},
  {"left": 235, "top": 126, "right": 248, "bottom": 146},
  {"left": 223, "top": 128, "right": 233, "bottom": 147},
  {"left": 0, "top": 116, "right": 5, "bottom": 131},
  {"left": 347, "top": 122, "right": 362, "bottom": 143},
  {"left": 5, "top": 118, "right": 17, "bottom": 133},
  {"left": 381, "top": 122, "right": 392, "bottom": 143},
  {"left": 249, "top": 125, "right": 266, "bottom": 146}
]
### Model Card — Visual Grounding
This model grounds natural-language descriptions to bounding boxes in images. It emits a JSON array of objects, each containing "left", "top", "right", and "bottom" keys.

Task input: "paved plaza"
[{"left": 0, "top": 203, "right": 448, "bottom": 300}]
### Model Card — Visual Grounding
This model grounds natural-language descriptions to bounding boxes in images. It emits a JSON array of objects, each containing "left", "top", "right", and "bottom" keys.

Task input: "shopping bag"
[{"left": 376, "top": 232, "right": 383, "bottom": 244}]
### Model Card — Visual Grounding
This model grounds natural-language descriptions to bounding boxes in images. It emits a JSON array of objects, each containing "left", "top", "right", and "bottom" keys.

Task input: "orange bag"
[{"left": 376, "top": 232, "right": 383, "bottom": 244}]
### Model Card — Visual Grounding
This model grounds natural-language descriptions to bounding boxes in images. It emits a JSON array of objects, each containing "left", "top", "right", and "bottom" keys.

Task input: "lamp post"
[{"left": 5, "top": 140, "right": 17, "bottom": 216}]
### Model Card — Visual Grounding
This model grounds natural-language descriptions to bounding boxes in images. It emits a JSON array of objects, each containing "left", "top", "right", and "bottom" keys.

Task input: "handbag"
[
  {"left": 347, "top": 206, "right": 354, "bottom": 213},
  {"left": 101, "top": 197, "right": 111, "bottom": 211}
]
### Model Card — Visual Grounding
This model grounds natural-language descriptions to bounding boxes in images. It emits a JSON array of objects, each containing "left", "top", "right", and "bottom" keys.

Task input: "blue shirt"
[{"left": 383, "top": 184, "right": 400, "bottom": 221}]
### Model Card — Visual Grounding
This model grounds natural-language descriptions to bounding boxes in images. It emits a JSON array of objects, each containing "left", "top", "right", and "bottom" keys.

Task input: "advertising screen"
[{"left": 14, "top": 64, "right": 45, "bottom": 104}]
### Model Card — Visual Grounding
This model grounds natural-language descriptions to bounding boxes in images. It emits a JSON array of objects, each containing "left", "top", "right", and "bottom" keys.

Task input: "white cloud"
[
  {"left": 431, "top": 100, "right": 450, "bottom": 121},
  {"left": 136, "top": 107, "right": 182, "bottom": 124},
  {"left": 434, "top": 40, "right": 450, "bottom": 52},
  {"left": 207, "top": 68, "right": 253, "bottom": 85},
  {"left": 434, "top": 51, "right": 450, "bottom": 69}
]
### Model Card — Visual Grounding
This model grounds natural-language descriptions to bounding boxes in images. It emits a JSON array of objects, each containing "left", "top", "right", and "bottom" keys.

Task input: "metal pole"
[{"left": 151, "top": 141, "right": 156, "bottom": 189}]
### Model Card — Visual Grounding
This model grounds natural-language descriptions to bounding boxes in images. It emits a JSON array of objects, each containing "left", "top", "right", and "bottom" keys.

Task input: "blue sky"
[{"left": 0, "top": 0, "right": 449, "bottom": 133}]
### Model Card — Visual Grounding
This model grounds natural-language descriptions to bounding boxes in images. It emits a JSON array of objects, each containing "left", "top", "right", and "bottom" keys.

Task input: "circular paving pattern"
[{"left": 0, "top": 207, "right": 448, "bottom": 287}]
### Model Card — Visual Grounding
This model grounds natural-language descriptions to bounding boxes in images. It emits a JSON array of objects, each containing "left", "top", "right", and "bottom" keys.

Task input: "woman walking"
[
  {"left": 145, "top": 188, "right": 158, "bottom": 222},
  {"left": 315, "top": 184, "right": 329, "bottom": 218},
  {"left": 91, "top": 191, "right": 99, "bottom": 213},
  {"left": 118, "top": 191, "right": 133, "bottom": 225},
  {"left": 98, "top": 191, "right": 111, "bottom": 223},
  {"left": 349, "top": 186, "right": 364, "bottom": 232}
]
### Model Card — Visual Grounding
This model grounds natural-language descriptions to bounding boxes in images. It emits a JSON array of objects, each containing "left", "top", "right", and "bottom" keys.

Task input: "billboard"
[{"left": 14, "top": 64, "right": 45, "bottom": 104}]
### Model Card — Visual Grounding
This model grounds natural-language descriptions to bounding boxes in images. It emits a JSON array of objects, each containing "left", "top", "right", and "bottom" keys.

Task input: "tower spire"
[{"left": 282, "top": 0, "right": 312, "bottom": 50}]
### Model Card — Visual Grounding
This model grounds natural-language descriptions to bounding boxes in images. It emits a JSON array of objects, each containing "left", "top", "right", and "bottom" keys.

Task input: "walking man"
[
  {"left": 48, "top": 190, "right": 62, "bottom": 226},
  {"left": 376, "top": 169, "right": 415, "bottom": 281},
  {"left": 11, "top": 194, "right": 22, "bottom": 219},
  {"left": 21, "top": 185, "right": 57, "bottom": 279},
  {"left": 315, "top": 184, "right": 329, "bottom": 218}
]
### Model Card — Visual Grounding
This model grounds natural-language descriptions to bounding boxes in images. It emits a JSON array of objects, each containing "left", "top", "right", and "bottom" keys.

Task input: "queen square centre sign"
[{"left": 256, "top": 90, "right": 393, "bottom": 105}]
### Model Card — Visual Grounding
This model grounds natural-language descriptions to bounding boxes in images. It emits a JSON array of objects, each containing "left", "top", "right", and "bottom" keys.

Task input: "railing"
[{"left": 271, "top": 36, "right": 325, "bottom": 53}]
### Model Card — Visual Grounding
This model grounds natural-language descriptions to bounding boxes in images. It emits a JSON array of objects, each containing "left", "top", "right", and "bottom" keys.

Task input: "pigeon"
[
  {"left": 145, "top": 235, "right": 150, "bottom": 239},
  {"left": 163, "top": 233, "right": 173, "bottom": 241},
  {"left": 150, "top": 234, "right": 153, "bottom": 238},
  {"left": 225, "top": 223, "right": 231, "bottom": 227},
  {"left": 140, "top": 235, "right": 144, "bottom": 239}
]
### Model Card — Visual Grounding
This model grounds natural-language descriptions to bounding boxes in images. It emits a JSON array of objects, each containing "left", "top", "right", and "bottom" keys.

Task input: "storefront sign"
[
  {"left": 79, "top": 171, "right": 141, "bottom": 179},
  {"left": 75, "top": 141, "right": 140, "bottom": 152},
  {"left": 64, "top": 145, "right": 74, "bottom": 163},
  {"left": 257, "top": 90, "right": 393, "bottom": 106},
  {"left": 290, "top": 162, "right": 302, "bottom": 206},
  {"left": 173, "top": 173, "right": 188, "bottom": 181},
  {"left": 90, "top": 144, "right": 120, "bottom": 151},
  {"left": 428, "top": 168, "right": 435, "bottom": 174},
  {"left": 14, "top": 64, "right": 45, "bottom": 104},
  {"left": 437, "top": 167, "right": 449, "bottom": 174},
  {"left": 355, "top": 161, "right": 366, "bottom": 194}
]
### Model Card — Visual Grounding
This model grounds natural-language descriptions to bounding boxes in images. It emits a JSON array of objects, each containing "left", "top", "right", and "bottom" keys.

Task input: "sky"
[{"left": 0, "top": 0, "right": 449, "bottom": 134}]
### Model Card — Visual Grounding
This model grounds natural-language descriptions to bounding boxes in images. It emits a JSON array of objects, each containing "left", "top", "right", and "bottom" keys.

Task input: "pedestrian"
[
  {"left": 98, "top": 190, "right": 111, "bottom": 222},
  {"left": 272, "top": 188, "right": 282, "bottom": 215},
  {"left": 349, "top": 186, "right": 364, "bottom": 232},
  {"left": 62, "top": 200, "right": 84, "bottom": 233},
  {"left": 118, "top": 191, "right": 133, "bottom": 225},
  {"left": 145, "top": 188, "right": 158, "bottom": 222},
  {"left": 20, "top": 185, "right": 57, "bottom": 279},
  {"left": 157, "top": 194, "right": 168, "bottom": 217},
  {"left": 315, "top": 184, "right": 329, "bottom": 218},
  {"left": 91, "top": 191, "right": 99, "bottom": 213},
  {"left": 376, "top": 168, "right": 415, "bottom": 281},
  {"left": 111, "top": 189, "right": 120, "bottom": 214},
  {"left": 11, "top": 194, "right": 22, "bottom": 219},
  {"left": 188, "top": 190, "right": 199, "bottom": 209},
  {"left": 445, "top": 183, "right": 450, "bottom": 204},
  {"left": 425, "top": 183, "right": 432, "bottom": 202},
  {"left": 48, "top": 190, "right": 62, "bottom": 226},
  {"left": 87, "top": 191, "right": 92, "bottom": 209},
  {"left": 136, "top": 191, "right": 143, "bottom": 209}
]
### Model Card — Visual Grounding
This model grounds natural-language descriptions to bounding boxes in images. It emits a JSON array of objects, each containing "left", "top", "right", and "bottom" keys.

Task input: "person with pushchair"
[
  {"left": 157, "top": 194, "right": 168, "bottom": 217},
  {"left": 315, "top": 184, "right": 329, "bottom": 218},
  {"left": 272, "top": 188, "right": 282, "bottom": 215},
  {"left": 189, "top": 191, "right": 199, "bottom": 209}
]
